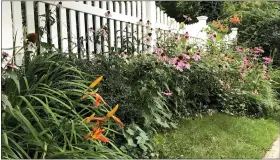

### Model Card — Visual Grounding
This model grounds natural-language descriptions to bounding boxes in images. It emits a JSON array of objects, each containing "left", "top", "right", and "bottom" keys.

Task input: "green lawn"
[{"left": 154, "top": 114, "right": 279, "bottom": 159}]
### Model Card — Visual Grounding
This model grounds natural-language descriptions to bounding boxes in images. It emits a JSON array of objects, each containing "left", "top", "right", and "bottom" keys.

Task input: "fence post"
[
  {"left": 145, "top": 1, "right": 156, "bottom": 53},
  {"left": 230, "top": 28, "right": 238, "bottom": 44},
  {"left": 196, "top": 16, "right": 208, "bottom": 47}
]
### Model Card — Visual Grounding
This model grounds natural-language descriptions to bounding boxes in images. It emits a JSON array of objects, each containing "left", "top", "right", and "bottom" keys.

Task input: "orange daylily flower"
[
  {"left": 81, "top": 92, "right": 96, "bottom": 101},
  {"left": 89, "top": 76, "right": 103, "bottom": 89},
  {"left": 230, "top": 14, "right": 240, "bottom": 24},
  {"left": 84, "top": 114, "right": 95, "bottom": 123},
  {"left": 106, "top": 104, "right": 119, "bottom": 118},
  {"left": 111, "top": 115, "right": 124, "bottom": 128},
  {"left": 84, "top": 114, "right": 107, "bottom": 123},
  {"left": 216, "top": 23, "right": 223, "bottom": 29},
  {"left": 91, "top": 128, "right": 109, "bottom": 143},
  {"left": 94, "top": 93, "right": 106, "bottom": 108},
  {"left": 81, "top": 92, "right": 106, "bottom": 108}
]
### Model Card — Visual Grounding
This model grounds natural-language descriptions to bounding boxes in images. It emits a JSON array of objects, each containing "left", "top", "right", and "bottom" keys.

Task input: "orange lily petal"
[
  {"left": 106, "top": 104, "right": 119, "bottom": 118},
  {"left": 94, "top": 93, "right": 106, "bottom": 108},
  {"left": 89, "top": 76, "right": 103, "bottom": 88},
  {"left": 84, "top": 114, "right": 95, "bottom": 123},
  {"left": 92, "top": 117, "right": 107, "bottom": 122},
  {"left": 96, "top": 135, "right": 110, "bottom": 143},
  {"left": 111, "top": 115, "right": 124, "bottom": 128},
  {"left": 94, "top": 98, "right": 100, "bottom": 108}
]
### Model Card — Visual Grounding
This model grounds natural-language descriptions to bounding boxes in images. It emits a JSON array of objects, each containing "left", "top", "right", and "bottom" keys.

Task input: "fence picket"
[
  {"left": 108, "top": 1, "right": 115, "bottom": 49},
  {"left": 12, "top": 1, "right": 24, "bottom": 66},
  {"left": 38, "top": 2, "right": 47, "bottom": 44},
  {"left": 94, "top": 1, "right": 101, "bottom": 54},
  {"left": 86, "top": 1, "right": 94, "bottom": 58},
  {"left": 25, "top": 2, "right": 35, "bottom": 33},
  {"left": 136, "top": 1, "right": 142, "bottom": 52},
  {"left": 101, "top": 1, "right": 108, "bottom": 53},
  {"left": 115, "top": 2, "right": 121, "bottom": 49},
  {"left": 49, "top": 4, "right": 59, "bottom": 50},
  {"left": 2, "top": 1, "right": 13, "bottom": 68},
  {"left": 69, "top": 9, "right": 77, "bottom": 53},
  {"left": 78, "top": 3, "right": 86, "bottom": 58},
  {"left": 59, "top": 5, "right": 69, "bottom": 53}
]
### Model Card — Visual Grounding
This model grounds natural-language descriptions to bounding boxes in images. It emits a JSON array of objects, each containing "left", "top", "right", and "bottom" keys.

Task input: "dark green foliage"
[
  {"left": 156, "top": 1, "right": 223, "bottom": 24},
  {"left": 1, "top": 54, "right": 130, "bottom": 159}
]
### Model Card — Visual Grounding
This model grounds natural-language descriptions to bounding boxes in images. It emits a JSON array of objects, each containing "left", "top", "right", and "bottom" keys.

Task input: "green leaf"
[{"left": 6, "top": 70, "right": 20, "bottom": 93}]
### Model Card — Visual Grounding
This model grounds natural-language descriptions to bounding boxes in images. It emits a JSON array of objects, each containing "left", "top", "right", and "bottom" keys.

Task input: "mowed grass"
[{"left": 154, "top": 114, "right": 279, "bottom": 159}]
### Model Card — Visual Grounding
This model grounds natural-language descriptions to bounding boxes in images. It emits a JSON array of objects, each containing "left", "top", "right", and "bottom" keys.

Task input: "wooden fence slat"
[
  {"left": 101, "top": 1, "right": 108, "bottom": 53},
  {"left": 69, "top": 9, "right": 77, "bottom": 53},
  {"left": 2, "top": 1, "right": 13, "bottom": 68},
  {"left": 156, "top": 7, "right": 160, "bottom": 24},
  {"left": 38, "top": 2, "right": 47, "bottom": 44},
  {"left": 86, "top": 1, "right": 94, "bottom": 57},
  {"left": 136, "top": 1, "right": 142, "bottom": 52},
  {"left": 115, "top": 2, "right": 121, "bottom": 49},
  {"left": 12, "top": 1, "right": 24, "bottom": 66},
  {"left": 94, "top": 1, "right": 101, "bottom": 54},
  {"left": 126, "top": 1, "right": 132, "bottom": 47},
  {"left": 108, "top": 1, "right": 115, "bottom": 49},
  {"left": 25, "top": 2, "right": 35, "bottom": 33},
  {"left": 59, "top": 5, "right": 68, "bottom": 53},
  {"left": 78, "top": 4, "right": 86, "bottom": 58},
  {"left": 49, "top": 4, "right": 59, "bottom": 50}
]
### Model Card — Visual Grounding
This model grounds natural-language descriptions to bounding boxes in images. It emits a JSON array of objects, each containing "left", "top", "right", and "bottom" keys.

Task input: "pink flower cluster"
[
  {"left": 240, "top": 56, "right": 251, "bottom": 74},
  {"left": 153, "top": 47, "right": 202, "bottom": 72}
]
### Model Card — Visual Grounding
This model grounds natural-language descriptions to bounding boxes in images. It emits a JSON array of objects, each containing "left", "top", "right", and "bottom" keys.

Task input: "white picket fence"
[{"left": 1, "top": 1, "right": 237, "bottom": 66}]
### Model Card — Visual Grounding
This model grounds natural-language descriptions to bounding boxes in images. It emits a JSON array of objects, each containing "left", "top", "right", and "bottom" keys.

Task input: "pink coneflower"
[
  {"left": 172, "top": 57, "right": 179, "bottom": 65},
  {"left": 263, "top": 57, "right": 272, "bottom": 64},
  {"left": 2, "top": 51, "right": 10, "bottom": 58},
  {"left": 192, "top": 53, "right": 201, "bottom": 61},
  {"left": 252, "top": 90, "right": 259, "bottom": 95},
  {"left": 175, "top": 61, "right": 184, "bottom": 71},
  {"left": 183, "top": 61, "right": 190, "bottom": 70},
  {"left": 182, "top": 32, "right": 189, "bottom": 39},
  {"left": 209, "top": 34, "right": 216, "bottom": 41},
  {"left": 236, "top": 47, "right": 243, "bottom": 53},
  {"left": 254, "top": 47, "right": 264, "bottom": 54},
  {"left": 7, "top": 63, "right": 18, "bottom": 69},
  {"left": 162, "top": 55, "right": 170, "bottom": 62},
  {"left": 162, "top": 90, "right": 172, "bottom": 96},
  {"left": 154, "top": 47, "right": 164, "bottom": 55},
  {"left": 105, "top": 11, "right": 112, "bottom": 17}
]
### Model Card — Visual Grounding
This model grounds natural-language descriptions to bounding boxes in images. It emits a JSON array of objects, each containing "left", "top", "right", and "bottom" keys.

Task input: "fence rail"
[{"left": 1, "top": 1, "right": 237, "bottom": 67}]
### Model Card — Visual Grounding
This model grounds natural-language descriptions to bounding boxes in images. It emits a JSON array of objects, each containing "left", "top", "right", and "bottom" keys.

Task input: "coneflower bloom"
[
  {"left": 162, "top": 90, "right": 172, "bottom": 96},
  {"left": 26, "top": 33, "right": 38, "bottom": 43},
  {"left": 263, "top": 57, "right": 272, "bottom": 64},
  {"left": 192, "top": 53, "right": 201, "bottom": 61},
  {"left": 252, "top": 90, "right": 259, "bottom": 95},
  {"left": 236, "top": 47, "right": 243, "bottom": 53}
]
